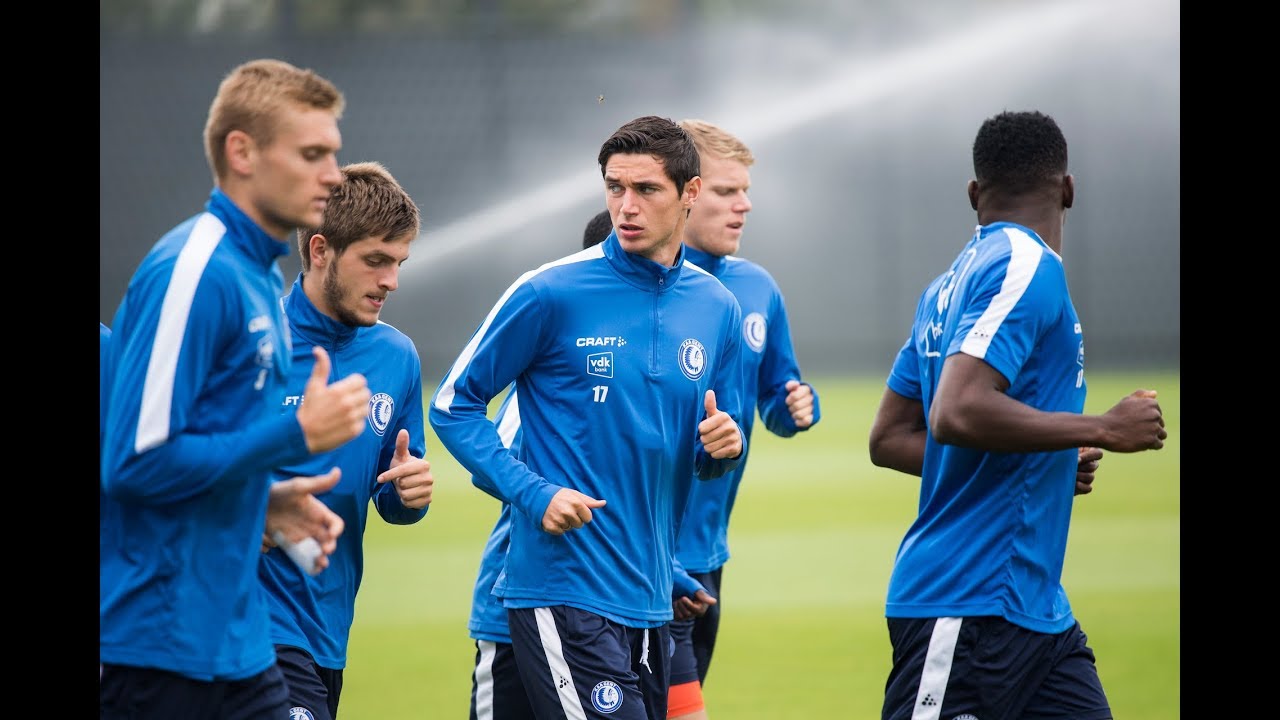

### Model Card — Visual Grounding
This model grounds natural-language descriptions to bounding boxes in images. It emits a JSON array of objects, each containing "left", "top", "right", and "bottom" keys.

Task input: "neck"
[
  {"left": 220, "top": 184, "right": 291, "bottom": 240},
  {"left": 978, "top": 208, "right": 1063, "bottom": 255}
]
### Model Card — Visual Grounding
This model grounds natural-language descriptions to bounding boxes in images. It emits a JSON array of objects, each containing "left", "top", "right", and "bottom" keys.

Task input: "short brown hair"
[
  {"left": 598, "top": 116, "right": 700, "bottom": 193},
  {"left": 203, "top": 58, "right": 345, "bottom": 183},
  {"left": 678, "top": 119, "right": 755, "bottom": 167},
  {"left": 296, "top": 161, "right": 420, "bottom": 271}
]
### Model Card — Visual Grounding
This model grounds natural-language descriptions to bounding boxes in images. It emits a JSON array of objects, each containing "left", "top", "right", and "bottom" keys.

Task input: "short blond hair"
[
  {"left": 203, "top": 58, "right": 345, "bottom": 183},
  {"left": 678, "top": 119, "right": 754, "bottom": 167}
]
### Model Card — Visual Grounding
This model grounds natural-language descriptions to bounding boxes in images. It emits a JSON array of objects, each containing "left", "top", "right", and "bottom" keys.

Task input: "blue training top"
[
  {"left": 468, "top": 388, "right": 523, "bottom": 644},
  {"left": 672, "top": 246, "right": 821, "bottom": 592},
  {"left": 884, "top": 221, "right": 1086, "bottom": 634},
  {"left": 432, "top": 232, "right": 747, "bottom": 628},
  {"left": 101, "top": 189, "right": 312, "bottom": 681},
  {"left": 258, "top": 274, "right": 429, "bottom": 669}
]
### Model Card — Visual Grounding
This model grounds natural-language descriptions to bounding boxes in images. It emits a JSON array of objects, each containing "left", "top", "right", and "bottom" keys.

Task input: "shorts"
[
  {"left": 882, "top": 616, "right": 1111, "bottom": 720},
  {"left": 99, "top": 662, "right": 289, "bottom": 720},
  {"left": 275, "top": 645, "right": 344, "bottom": 720},
  {"left": 668, "top": 567, "right": 722, "bottom": 686},
  {"left": 472, "top": 639, "right": 536, "bottom": 720},
  {"left": 508, "top": 605, "right": 670, "bottom": 720}
]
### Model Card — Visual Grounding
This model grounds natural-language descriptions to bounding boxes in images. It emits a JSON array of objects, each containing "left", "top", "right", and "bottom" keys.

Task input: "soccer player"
[
  {"left": 258, "top": 161, "right": 434, "bottom": 720},
  {"left": 583, "top": 208, "right": 613, "bottom": 249},
  {"left": 467, "top": 209, "right": 617, "bottom": 720},
  {"left": 100, "top": 58, "right": 371, "bottom": 719},
  {"left": 665, "top": 119, "right": 822, "bottom": 720},
  {"left": 867, "top": 109, "right": 1167, "bottom": 720},
  {"left": 433, "top": 115, "right": 747, "bottom": 720}
]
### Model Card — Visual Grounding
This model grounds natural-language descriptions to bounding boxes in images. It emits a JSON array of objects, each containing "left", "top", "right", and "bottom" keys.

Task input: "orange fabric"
[{"left": 666, "top": 680, "right": 705, "bottom": 717}]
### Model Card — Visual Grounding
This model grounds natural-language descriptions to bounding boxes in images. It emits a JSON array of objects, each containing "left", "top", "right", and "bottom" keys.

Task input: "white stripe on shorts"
[
  {"left": 474, "top": 640, "right": 497, "bottom": 720},
  {"left": 535, "top": 607, "right": 587, "bottom": 720},
  {"left": 912, "top": 617, "right": 962, "bottom": 720}
]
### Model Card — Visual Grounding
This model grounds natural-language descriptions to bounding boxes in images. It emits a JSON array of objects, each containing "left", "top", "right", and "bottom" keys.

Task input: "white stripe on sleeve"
[
  {"left": 433, "top": 246, "right": 603, "bottom": 413},
  {"left": 496, "top": 390, "right": 522, "bottom": 449},
  {"left": 959, "top": 227, "right": 1043, "bottom": 360},
  {"left": 135, "top": 213, "right": 225, "bottom": 453}
]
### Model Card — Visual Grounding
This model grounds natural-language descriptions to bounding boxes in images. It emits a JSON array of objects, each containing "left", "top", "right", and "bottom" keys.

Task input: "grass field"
[{"left": 341, "top": 372, "right": 1180, "bottom": 718}]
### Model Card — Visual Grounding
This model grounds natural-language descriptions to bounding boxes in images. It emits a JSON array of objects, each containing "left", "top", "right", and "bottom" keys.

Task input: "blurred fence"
[{"left": 101, "top": 0, "right": 1179, "bottom": 381}]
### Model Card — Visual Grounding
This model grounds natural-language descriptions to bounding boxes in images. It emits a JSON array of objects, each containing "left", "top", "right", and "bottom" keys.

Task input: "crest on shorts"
[
  {"left": 951, "top": 714, "right": 980, "bottom": 720},
  {"left": 591, "top": 680, "right": 624, "bottom": 714},
  {"left": 743, "top": 312, "right": 766, "bottom": 352},
  {"left": 288, "top": 708, "right": 315, "bottom": 720},
  {"left": 368, "top": 392, "right": 394, "bottom": 436},
  {"left": 677, "top": 338, "right": 707, "bottom": 381}
]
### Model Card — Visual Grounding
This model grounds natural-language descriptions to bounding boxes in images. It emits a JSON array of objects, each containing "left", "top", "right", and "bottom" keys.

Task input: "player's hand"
[
  {"left": 296, "top": 346, "right": 372, "bottom": 453},
  {"left": 698, "top": 390, "right": 742, "bottom": 459},
  {"left": 265, "top": 468, "right": 346, "bottom": 572},
  {"left": 376, "top": 429, "right": 434, "bottom": 509},
  {"left": 1100, "top": 389, "right": 1166, "bottom": 452},
  {"left": 784, "top": 380, "right": 815, "bottom": 428},
  {"left": 1075, "top": 446, "right": 1103, "bottom": 496},
  {"left": 673, "top": 589, "right": 717, "bottom": 620},
  {"left": 541, "top": 488, "right": 606, "bottom": 536}
]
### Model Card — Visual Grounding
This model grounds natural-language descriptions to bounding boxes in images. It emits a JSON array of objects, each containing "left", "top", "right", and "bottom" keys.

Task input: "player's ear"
[
  {"left": 308, "top": 233, "right": 330, "bottom": 269},
  {"left": 224, "top": 130, "right": 255, "bottom": 177},
  {"left": 683, "top": 176, "right": 702, "bottom": 206},
  {"left": 967, "top": 179, "right": 980, "bottom": 211},
  {"left": 1061, "top": 174, "right": 1075, "bottom": 209}
]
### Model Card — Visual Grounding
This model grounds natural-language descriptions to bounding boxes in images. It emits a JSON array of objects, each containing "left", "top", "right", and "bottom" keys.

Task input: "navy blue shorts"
[
  {"left": 472, "top": 639, "right": 536, "bottom": 720},
  {"left": 882, "top": 616, "right": 1112, "bottom": 720},
  {"left": 275, "top": 645, "right": 344, "bottom": 720},
  {"left": 508, "top": 606, "right": 670, "bottom": 720},
  {"left": 668, "top": 567, "right": 722, "bottom": 686},
  {"left": 99, "top": 662, "right": 289, "bottom": 720}
]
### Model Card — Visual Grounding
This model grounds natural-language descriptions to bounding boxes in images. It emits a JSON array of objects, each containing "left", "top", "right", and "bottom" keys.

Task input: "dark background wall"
[{"left": 101, "top": 0, "right": 1179, "bottom": 383}]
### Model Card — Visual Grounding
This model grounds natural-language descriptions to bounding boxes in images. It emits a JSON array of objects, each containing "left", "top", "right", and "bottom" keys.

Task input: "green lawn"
[{"left": 342, "top": 372, "right": 1180, "bottom": 718}]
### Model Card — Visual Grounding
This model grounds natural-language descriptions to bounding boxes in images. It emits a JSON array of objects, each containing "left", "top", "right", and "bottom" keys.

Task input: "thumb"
[
  {"left": 306, "top": 346, "right": 332, "bottom": 391},
  {"left": 785, "top": 379, "right": 800, "bottom": 392},
  {"left": 699, "top": 590, "right": 718, "bottom": 605},
  {"left": 394, "top": 428, "right": 410, "bottom": 460},
  {"left": 1132, "top": 389, "right": 1158, "bottom": 399},
  {"left": 298, "top": 467, "right": 342, "bottom": 494},
  {"left": 704, "top": 389, "right": 718, "bottom": 417},
  {"left": 586, "top": 497, "right": 607, "bottom": 509}
]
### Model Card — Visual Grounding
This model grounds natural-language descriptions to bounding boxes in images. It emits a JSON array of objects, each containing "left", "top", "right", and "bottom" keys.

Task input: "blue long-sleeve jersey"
[
  {"left": 673, "top": 246, "right": 821, "bottom": 580},
  {"left": 468, "top": 388, "right": 523, "bottom": 644},
  {"left": 885, "top": 222, "right": 1085, "bottom": 634},
  {"left": 100, "top": 323, "right": 112, "bottom": 548},
  {"left": 432, "top": 232, "right": 747, "bottom": 627},
  {"left": 100, "top": 189, "right": 313, "bottom": 681},
  {"left": 258, "top": 274, "right": 429, "bottom": 669},
  {"left": 99, "top": 322, "right": 112, "bottom": 448},
  {"left": 467, "top": 389, "right": 710, "bottom": 641}
]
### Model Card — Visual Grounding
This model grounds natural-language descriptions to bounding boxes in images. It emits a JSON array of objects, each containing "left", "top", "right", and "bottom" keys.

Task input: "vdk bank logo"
[{"left": 587, "top": 352, "right": 614, "bottom": 378}]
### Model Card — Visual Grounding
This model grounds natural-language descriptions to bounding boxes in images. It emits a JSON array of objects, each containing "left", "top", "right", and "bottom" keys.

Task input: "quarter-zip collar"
[
  {"left": 282, "top": 272, "right": 359, "bottom": 351},
  {"left": 681, "top": 244, "right": 729, "bottom": 277},
  {"left": 602, "top": 231, "right": 686, "bottom": 291},
  {"left": 205, "top": 188, "right": 292, "bottom": 269}
]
